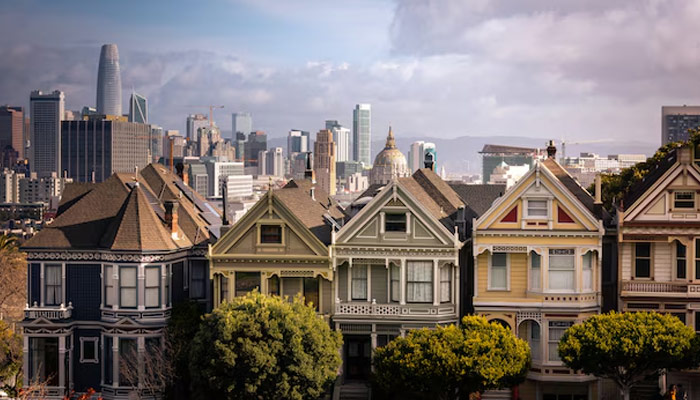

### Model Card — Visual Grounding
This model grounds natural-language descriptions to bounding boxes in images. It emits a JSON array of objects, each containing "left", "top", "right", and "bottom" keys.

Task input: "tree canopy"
[
  {"left": 0, "top": 320, "right": 23, "bottom": 397},
  {"left": 188, "top": 291, "right": 342, "bottom": 400},
  {"left": 372, "top": 316, "right": 530, "bottom": 400},
  {"left": 558, "top": 311, "right": 700, "bottom": 400}
]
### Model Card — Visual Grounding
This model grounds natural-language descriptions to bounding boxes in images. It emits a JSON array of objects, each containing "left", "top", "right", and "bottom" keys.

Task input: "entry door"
[{"left": 345, "top": 336, "right": 371, "bottom": 380}]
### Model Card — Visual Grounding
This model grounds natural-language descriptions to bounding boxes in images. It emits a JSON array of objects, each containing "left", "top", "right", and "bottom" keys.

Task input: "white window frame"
[
  {"left": 145, "top": 265, "right": 161, "bottom": 309},
  {"left": 119, "top": 265, "right": 138, "bottom": 309},
  {"left": 488, "top": 252, "right": 509, "bottom": 291},
  {"left": 525, "top": 198, "right": 549, "bottom": 218},
  {"left": 351, "top": 264, "right": 368, "bottom": 300},
  {"left": 440, "top": 264, "right": 452, "bottom": 303},
  {"left": 547, "top": 248, "right": 576, "bottom": 292},
  {"left": 529, "top": 251, "right": 541, "bottom": 291},
  {"left": 582, "top": 251, "right": 594, "bottom": 291},
  {"left": 104, "top": 264, "right": 115, "bottom": 307},
  {"left": 44, "top": 263, "right": 63, "bottom": 306},
  {"left": 79, "top": 337, "right": 99, "bottom": 364},
  {"left": 547, "top": 321, "right": 574, "bottom": 363},
  {"left": 390, "top": 263, "right": 400, "bottom": 302},
  {"left": 673, "top": 191, "right": 695, "bottom": 210}
]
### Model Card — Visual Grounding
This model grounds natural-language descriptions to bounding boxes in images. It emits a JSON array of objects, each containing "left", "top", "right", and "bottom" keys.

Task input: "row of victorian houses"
[{"left": 17, "top": 136, "right": 700, "bottom": 400}]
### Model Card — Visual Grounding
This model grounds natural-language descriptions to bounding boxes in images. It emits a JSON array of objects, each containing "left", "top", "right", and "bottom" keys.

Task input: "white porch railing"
[
  {"left": 621, "top": 281, "right": 687, "bottom": 294},
  {"left": 24, "top": 302, "right": 72, "bottom": 320},
  {"left": 334, "top": 302, "right": 456, "bottom": 317}
]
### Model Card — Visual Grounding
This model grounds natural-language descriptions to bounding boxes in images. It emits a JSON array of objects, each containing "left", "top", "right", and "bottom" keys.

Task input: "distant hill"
[{"left": 268, "top": 135, "right": 658, "bottom": 175}]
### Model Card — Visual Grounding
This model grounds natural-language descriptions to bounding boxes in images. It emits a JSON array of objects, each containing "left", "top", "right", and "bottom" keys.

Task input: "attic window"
[
  {"left": 527, "top": 199, "right": 548, "bottom": 217},
  {"left": 385, "top": 213, "right": 407, "bottom": 232},
  {"left": 260, "top": 225, "right": 282, "bottom": 244},
  {"left": 674, "top": 191, "right": 695, "bottom": 209}
]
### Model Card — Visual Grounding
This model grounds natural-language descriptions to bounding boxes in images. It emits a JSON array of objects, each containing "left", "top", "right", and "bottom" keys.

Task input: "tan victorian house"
[
  {"left": 618, "top": 143, "right": 700, "bottom": 397},
  {"left": 473, "top": 144, "right": 606, "bottom": 400},
  {"left": 208, "top": 180, "right": 344, "bottom": 316}
]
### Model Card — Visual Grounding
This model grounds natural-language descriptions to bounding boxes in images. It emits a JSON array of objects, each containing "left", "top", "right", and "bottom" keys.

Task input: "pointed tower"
[
  {"left": 96, "top": 44, "right": 123, "bottom": 116},
  {"left": 370, "top": 126, "right": 409, "bottom": 185}
]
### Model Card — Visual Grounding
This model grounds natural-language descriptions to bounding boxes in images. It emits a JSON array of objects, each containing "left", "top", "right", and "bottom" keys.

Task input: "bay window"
[
  {"left": 676, "top": 241, "right": 687, "bottom": 279},
  {"left": 440, "top": 264, "right": 451, "bottom": 303},
  {"left": 634, "top": 243, "right": 651, "bottom": 278},
  {"left": 145, "top": 266, "right": 160, "bottom": 308},
  {"left": 235, "top": 271, "right": 260, "bottom": 297},
  {"left": 390, "top": 264, "right": 400, "bottom": 302},
  {"left": 582, "top": 252, "right": 593, "bottom": 291},
  {"left": 303, "top": 277, "right": 319, "bottom": 311},
  {"left": 104, "top": 265, "right": 114, "bottom": 307},
  {"left": 190, "top": 262, "right": 206, "bottom": 299},
  {"left": 119, "top": 266, "right": 137, "bottom": 308},
  {"left": 45, "top": 264, "right": 62, "bottom": 306},
  {"left": 220, "top": 275, "right": 229, "bottom": 302},
  {"left": 406, "top": 261, "right": 432, "bottom": 303},
  {"left": 530, "top": 251, "right": 541, "bottom": 290},
  {"left": 29, "top": 337, "right": 58, "bottom": 385},
  {"left": 489, "top": 253, "right": 508, "bottom": 290},
  {"left": 548, "top": 249, "right": 575, "bottom": 291},
  {"left": 351, "top": 265, "right": 368, "bottom": 300}
]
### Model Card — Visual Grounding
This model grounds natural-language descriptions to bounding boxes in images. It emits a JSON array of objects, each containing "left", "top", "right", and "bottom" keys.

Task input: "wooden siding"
[
  {"left": 654, "top": 242, "right": 672, "bottom": 282},
  {"left": 321, "top": 278, "right": 332, "bottom": 314},
  {"left": 371, "top": 265, "right": 388, "bottom": 303},
  {"left": 621, "top": 242, "right": 632, "bottom": 280},
  {"left": 477, "top": 252, "right": 527, "bottom": 299}
]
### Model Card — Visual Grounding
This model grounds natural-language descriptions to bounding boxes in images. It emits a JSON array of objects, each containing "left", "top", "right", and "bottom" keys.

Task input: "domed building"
[{"left": 370, "top": 127, "right": 410, "bottom": 185}]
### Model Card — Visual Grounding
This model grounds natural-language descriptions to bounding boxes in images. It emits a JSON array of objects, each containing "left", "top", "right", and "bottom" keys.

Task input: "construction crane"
[
  {"left": 560, "top": 138, "right": 612, "bottom": 162},
  {"left": 186, "top": 105, "right": 225, "bottom": 127}
]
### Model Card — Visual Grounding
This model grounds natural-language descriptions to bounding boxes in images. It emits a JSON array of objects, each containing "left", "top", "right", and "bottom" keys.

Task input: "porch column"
[
  {"left": 39, "top": 263, "right": 44, "bottom": 306},
  {"left": 61, "top": 263, "right": 66, "bottom": 307},
  {"left": 228, "top": 271, "right": 234, "bottom": 301},
  {"left": 22, "top": 335, "right": 28, "bottom": 386},
  {"left": 433, "top": 260, "right": 439, "bottom": 306},
  {"left": 112, "top": 337, "right": 119, "bottom": 386},
  {"left": 454, "top": 263, "right": 460, "bottom": 307},
  {"left": 334, "top": 263, "right": 339, "bottom": 302},
  {"left": 58, "top": 336, "right": 66, "bottom": 391},
  {"left": 161, "top": 265, "right": 167, "bottom": 309},
  {"left": 137, "top": 264, "right": 145, "bottom": 311},
  {"left": 366, "top": 264, "right": 372, "bottom": 302},
  {"left": 400, "top": 259, "right": 406, "bottom": 305},
  {"left": 212, "top": 274, "right": 220, "bottom": 308},
  {"left": 347, "top": 259, "right": 352, "bottom": 302}
]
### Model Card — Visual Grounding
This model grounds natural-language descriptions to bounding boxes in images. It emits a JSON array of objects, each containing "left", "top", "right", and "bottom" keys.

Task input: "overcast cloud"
[{"left": 1, "top": 0, "right": 699, "bottom": 146}]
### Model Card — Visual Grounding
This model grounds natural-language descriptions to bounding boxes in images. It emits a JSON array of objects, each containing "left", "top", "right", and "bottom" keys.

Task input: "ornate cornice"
[
  {"left": 26, "top": 247, "right": 205, "bottom": 263},
  {"left": 334, "top": 247, "right": 456, "bottom": 258}
]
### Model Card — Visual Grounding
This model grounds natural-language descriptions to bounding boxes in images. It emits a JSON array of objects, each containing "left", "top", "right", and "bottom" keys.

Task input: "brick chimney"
[
  {"left": 164, "top": 200, "right": 179, "bottom": 239},
  {"left": 546, "top": 140, "right": 557, "bottom": 159}
]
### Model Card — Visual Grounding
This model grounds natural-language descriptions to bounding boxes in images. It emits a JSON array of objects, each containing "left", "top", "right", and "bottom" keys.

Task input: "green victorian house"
[{"left": 208, "top": 179, "right": 345, "bottom": 316}]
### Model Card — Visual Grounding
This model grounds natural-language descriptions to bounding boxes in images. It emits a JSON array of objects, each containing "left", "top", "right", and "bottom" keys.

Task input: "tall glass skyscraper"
[
  {"left": 30, "top": 90, "right": 64, "bottom": 176},
  {"left": 352, "top": 104, "right": 371, "bottom": 165},
  {"left": 232, "top": 112, "right": 253, "bottom": 140},
  {"left": 96, "top": 44, "right": 122, "bottom": 116},
  {"left": 128, "top": 92, "right": 148, "bottom": 123}
]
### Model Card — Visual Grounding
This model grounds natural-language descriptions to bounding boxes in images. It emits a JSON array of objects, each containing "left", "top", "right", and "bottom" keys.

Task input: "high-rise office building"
[
  {"left": 61, "top": 116, "right": 150, "bottom": 182},
  {"left": 128, "top": 92, "right": 148, "bottom": 123},
  {"left": 661, "top": 105, "right": 700, "bottom": 145},
  {"left": 352, "top": 104, "right": 371, "bottom": 165},
  {"left": 235, "top": 132, "right": 246, "bottom": 161},
  {"left": 287, "top": 130, "right": 310, "bottom": 158},
  {"left": 331, "top": 125, "right": 350, "bottom": 162},
  {"left": 186, "top": 114, "right": 209, "bottom": 141},
  {"left": 258, "top": 147, "right": 285, "bottom": 177},
  {"left": 408, "top": 141, "right": 437, "bottom": 172},
  {"left": 0, "top": 105, "right": 25, "bottom": 160},
  {"left": 314, "top": 129, "right": 336, "bottom": 196},
  {"left": 96, "top": 44, "right": 122, "bottom": 116},
  {"left": 150, "top": 125, "right": 164, "bottom": 163},
  {"left": 245, "top": 131, "right": 267, "bottom": 167},
  {"left": 30, "top": 90, "right": 65, "bottom": 176},
  {"left": 232, "top": 112, "right": 253, "bottom": 140}
]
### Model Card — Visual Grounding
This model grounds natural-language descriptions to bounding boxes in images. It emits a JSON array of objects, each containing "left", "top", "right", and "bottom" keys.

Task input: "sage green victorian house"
[
  {"left": 209, "top": 180, "right": 345, "bottom": 316},
  {"left": 332, "top": 168, "right": 467, "bottom": 381}
]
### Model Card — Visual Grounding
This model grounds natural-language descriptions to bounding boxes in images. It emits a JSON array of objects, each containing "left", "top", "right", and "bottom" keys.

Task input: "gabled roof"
[
  {"left": 23, "top": 163, "right": 221, "bottom": 252},
  {"left": 398, "top": 168, "right": 466, "bottom": 232},
  {"left": 448, "top": 182, "right": 505, "bottom": 218},
  {"left": 541, "top": 158, "right": 609, "bottom": 220},
  {"left": 622, "top": 149, "right": 677, "bottom": 210},
  {"left": 283, "top": 179, "right": 345, "bottom": 220}
]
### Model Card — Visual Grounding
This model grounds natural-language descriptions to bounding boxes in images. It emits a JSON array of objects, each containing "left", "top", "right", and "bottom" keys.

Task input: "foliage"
[
  {"left": 0, "top": 238, "right": 26, "bottom": 322},
  {"left": 166, "top": 300, "right": 205, "bottom": 400},
  {"left": 372, "top": 316, "right": 530, "bottom": 400},
  {"left": 188, "top": 291, "right": 343, "bottom": 400},
  {"left": 558, "top": 311, "right": 699, "bottom": 399},
  {"left": 119, "top": 334, "right": 174, "bottom": 398},
  {"left": 0, "top": 320, "right": 22, "bottom": 396},
  {"left": 593, "top": 130, "right": 700, "bottom": 211}
]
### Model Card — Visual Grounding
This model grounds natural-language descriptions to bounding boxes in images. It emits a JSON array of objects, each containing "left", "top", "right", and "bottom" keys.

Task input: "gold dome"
[{"left": 373, "top": 126, "right": 408, "bottom": 168}]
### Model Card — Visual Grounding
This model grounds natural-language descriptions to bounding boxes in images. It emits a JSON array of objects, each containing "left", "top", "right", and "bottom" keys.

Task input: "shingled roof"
[
  {"left": 541, "top": 158, "right": 609, "bottom": 220},
  {"left": 398, "top": 168, "right": 465, "bottom": 232},
  {"left": 23, "top": 164, "right": 221, "bottom": 252},
  {"left": 448, "top": 182, "right": 506, "bottom": 219}
]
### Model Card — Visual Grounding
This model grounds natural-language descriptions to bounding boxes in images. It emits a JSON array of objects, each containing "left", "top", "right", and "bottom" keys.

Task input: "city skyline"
[{"left": 2, "top": 1, "right": 700, "bottom": 146}]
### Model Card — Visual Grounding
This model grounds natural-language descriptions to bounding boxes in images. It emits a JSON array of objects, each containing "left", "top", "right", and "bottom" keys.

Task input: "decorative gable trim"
[{"left": 625, "top": 162, "right": 700, "bottom": 221}]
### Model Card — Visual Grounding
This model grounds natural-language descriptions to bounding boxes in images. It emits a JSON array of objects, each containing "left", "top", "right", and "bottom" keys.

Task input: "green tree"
[
  {"left": 372, "top": 316, "right": 530, "bottom": 400},
  {"left": 188, "top": 291, "right": 342, "bottom": 400},
  {"left": 0, "top": 320, "right": 23, "bottom": 397},
  {"left": 166, "top": 300, "right": 204, "bottom": 400},
  {"left": 558, "top": 311, "right": 700, "bottom": 400}
]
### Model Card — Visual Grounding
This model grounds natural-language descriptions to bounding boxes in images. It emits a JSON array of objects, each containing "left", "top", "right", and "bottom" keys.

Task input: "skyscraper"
[
  {"left": 314, "top": 129, "right": 336, "bottom": 195},
  {"left": 30, "top": 90, "right": 64, "bottom": 176},
  {"left": 661, "top": 105, "right": 700, "bottom": 144},
  {"left": 96, "top": 44, "right": 122, "bottom": 116},
  {"left": 128, "top": 92, "right": 148, "bottom": 123},
  {"left": 331, "top": 125, "right": 350, "bottom": 162},
  {"left": 186, "top": 114, "right": 209, "bottom": 141},
  {"left": 352, "top": 104, "right": 371, "bottom": 165},
  {"left": 232, "top": 112, "right": 253, "bottom": 140},
  {"left": 258, "top": 147, "right": 285, "bottom": 177},
  {"left": 408, "top": 141, "right": 437, "bottom": 172},
  {"left": 61, "top": 116, "right": 150, "bottom": 182},
  {"left": 245, "top": 131, "right": 267, "bottom": 167},
  {"left": 287, "top": 130, "right": 310, "bottom": 158},
  {"left": 0, "top": 105, "right": 25, "bottom": 159}
]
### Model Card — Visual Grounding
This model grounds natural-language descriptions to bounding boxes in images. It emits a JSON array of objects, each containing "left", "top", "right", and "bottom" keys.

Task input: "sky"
[{"left": 2, "top": 0, "right": 700, "bottom": 146}]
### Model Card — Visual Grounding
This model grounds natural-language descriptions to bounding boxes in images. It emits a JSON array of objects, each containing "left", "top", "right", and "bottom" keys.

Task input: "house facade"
[
  {"left": 332, "top": 169, "right": 466, "bottom": 382},
  {"left": 20, "top": 164, "right": 220, "bottom": 399},
  {"left": 618, "top": 144, "right": 700, "bottom": 397},
  {"left": 473, "top": 149, "right": 605, "bottom": 400},
  {"left": 208, "top": 180, "right": 344, "bottom": 316}
]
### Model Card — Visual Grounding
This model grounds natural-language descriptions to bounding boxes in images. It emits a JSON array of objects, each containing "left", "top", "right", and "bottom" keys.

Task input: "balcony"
[
  {"left": 24, "top": 302, "right": 73, "bottom": 320},
  {"left": 101, "top": 308, "right": 171, "bottom": 322},
  {"left": 334, "top": 301, "right": 457, "bottom": 320},
  {"left": 620, "top": 281, "right": 700, "bottom": 297}
]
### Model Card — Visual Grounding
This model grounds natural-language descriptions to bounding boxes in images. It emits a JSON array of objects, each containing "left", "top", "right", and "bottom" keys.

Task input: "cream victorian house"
[
  {"left": 617, "top": 143, "right": 700, "bottom": 397},
  {"left": 208, "top": 179, "right": 344, "bottom": 316},
  {"left": 332, "top": 168, "right": 466, "bottom": 382},
  {"left": 473, "top": 144, "right": 606, "bottom": 400}
]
